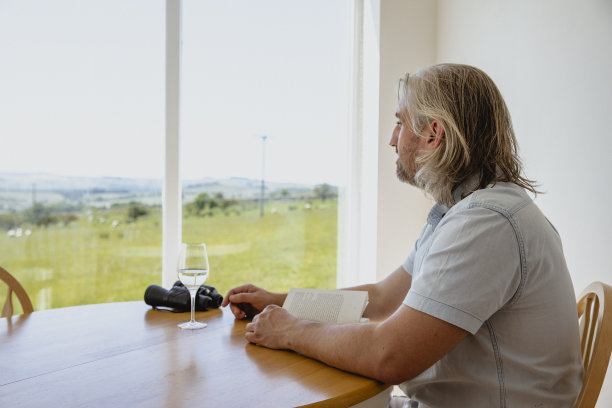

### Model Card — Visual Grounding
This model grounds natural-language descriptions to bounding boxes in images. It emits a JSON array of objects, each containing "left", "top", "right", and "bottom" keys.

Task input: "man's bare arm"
[
  {"left": 344, "top": 265, "right": 412, "bottom": 320},
  {"left": 245, "top": 302, "right": 468, "bottom": 384},
  {"left": 221, "top": 284, "right": 287, "bottom": 319},
  {"left": 223, "top": 265, "right": 410, "bottom": 321}
]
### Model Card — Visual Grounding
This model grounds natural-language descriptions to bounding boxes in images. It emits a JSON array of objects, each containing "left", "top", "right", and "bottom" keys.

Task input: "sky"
[{"left": 0, "top": 0, "right": 351, "bottom": 186}]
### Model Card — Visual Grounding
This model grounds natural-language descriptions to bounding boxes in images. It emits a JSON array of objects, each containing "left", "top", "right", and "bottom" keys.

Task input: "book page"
[{"left": 282, "top": 288, "right": 368, "bottom": 324}]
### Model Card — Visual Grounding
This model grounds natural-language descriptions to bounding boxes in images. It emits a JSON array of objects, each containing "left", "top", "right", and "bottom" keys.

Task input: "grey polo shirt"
[{"left": 400, "top": 182, "right": 583, "bottom": 408}]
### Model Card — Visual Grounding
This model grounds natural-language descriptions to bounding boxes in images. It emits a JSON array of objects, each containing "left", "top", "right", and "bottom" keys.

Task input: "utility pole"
[{"left": 259, "top": 135, "right": 267, "bottom": 217}]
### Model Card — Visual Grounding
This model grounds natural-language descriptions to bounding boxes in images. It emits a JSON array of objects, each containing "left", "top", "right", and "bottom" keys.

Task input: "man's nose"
[{"left": 389, "top": 129, "right": 398, "bottom": 147}]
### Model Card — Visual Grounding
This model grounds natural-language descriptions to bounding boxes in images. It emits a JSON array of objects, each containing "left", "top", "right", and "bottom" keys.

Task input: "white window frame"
[{"left": 162, "top": 0, "right": 181, "bottom": 288}]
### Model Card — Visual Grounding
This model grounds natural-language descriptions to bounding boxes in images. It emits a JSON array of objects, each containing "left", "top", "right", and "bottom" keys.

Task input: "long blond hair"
[{"left": 399, "top": 63, "right": 539, "bottom": 206}]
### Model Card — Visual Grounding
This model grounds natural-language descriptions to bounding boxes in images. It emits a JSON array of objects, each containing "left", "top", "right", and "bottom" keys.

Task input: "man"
[{"left": 221, "top": 64, "right": 583, "bottom": 407}]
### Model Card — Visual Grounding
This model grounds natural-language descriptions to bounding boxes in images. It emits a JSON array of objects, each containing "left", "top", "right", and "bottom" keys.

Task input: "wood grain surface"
[{"left": 0, "top": 302, "right": 388, "bottom": 407}]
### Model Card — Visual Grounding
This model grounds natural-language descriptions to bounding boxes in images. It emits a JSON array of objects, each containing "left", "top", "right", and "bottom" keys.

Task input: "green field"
[{"left": 0, "top": 199, "right": 337, "bottom": 312}]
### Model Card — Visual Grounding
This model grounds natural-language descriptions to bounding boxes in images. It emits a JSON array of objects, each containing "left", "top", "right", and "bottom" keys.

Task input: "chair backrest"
[
  {"left": 0, "top": 266, "right": 34, "bottom": 318},
  {"left": 574, "top": 281, "right": 612, "bottom": 408}
]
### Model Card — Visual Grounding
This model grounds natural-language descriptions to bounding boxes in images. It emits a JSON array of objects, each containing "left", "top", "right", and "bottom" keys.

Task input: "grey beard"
[{"left": 396, "top": 160, "right": 416, "bottom": 186}]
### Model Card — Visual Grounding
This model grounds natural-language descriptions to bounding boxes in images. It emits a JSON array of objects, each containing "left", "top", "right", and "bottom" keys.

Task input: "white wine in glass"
[{"left": 177, "top": 243, "right": 209, "bottom": 330}]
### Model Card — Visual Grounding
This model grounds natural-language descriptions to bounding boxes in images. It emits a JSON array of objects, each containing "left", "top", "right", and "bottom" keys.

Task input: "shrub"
[{"left": 127, "top": 203, "right": 148, "bottom": 222}]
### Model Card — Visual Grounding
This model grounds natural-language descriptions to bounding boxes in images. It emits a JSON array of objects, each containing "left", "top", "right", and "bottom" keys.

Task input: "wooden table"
[{"left": 0, "top": 302, "right": 389, "bottom": 407}]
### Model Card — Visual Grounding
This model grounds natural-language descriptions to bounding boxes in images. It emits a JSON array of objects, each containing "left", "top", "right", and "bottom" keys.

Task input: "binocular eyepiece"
[{"left": 144, "top": 281, "right": 223, "bottom": 312}]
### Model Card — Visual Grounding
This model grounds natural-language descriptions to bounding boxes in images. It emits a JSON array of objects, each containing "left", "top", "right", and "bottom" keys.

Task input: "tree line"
[{"left": 0, "top": 183, "right": 337, "bottom": 230}]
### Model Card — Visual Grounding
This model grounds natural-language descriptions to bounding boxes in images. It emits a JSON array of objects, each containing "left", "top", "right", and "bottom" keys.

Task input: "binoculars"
[{"left": 144, "top": 281, "right": 223, "bottom": 312}]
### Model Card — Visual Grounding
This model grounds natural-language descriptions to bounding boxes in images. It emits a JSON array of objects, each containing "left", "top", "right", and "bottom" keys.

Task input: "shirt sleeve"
[{"left": 403, "top": 206, "right": 522, "bottom": 334}]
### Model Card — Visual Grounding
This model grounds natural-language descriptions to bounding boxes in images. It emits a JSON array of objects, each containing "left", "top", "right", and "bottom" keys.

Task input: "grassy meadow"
[{"left": 0, "top": 199, "right": 337, "bottom": 312}]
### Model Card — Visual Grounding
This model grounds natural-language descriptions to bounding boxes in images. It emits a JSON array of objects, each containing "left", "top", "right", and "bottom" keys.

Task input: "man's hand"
[
  {"left": 221, "top": 284, "right": 286, "bottom": 319},
  {"left": 245, "top": 305, "right": 302, "bottom": 349}
]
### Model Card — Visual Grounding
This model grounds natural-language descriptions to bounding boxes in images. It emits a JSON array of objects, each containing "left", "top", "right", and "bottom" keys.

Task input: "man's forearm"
[
  {"left": 246, "top": 303, "right": 468, "bottom": 385},
  {"left": 287, "top": 320, "right": 389, "bottom": 382},
  {"left": 272, "top": 291, "right": 288, "bottom": 306},
  {"left": 343, "top": 283, "right": 388, "bottom": 320},
  {"left": 344, "top": 266, "right": 412, "bottom": 320}
]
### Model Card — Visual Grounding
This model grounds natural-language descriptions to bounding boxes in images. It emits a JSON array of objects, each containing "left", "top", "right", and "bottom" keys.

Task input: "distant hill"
[
  {"left": 0, "top": 172, "right": 323, "bottom": 212},
  {"left": 0, "top": 172, "right": 161, "bottom": 193}
]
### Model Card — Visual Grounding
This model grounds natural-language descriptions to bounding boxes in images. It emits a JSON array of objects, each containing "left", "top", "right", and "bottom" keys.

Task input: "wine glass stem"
[{"left": 190, "top": 291, "right": 196, "bottom": 323}]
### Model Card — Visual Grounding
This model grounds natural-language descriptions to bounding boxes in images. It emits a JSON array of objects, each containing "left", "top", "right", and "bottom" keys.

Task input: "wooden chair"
[
  {"left": 1, "top": 266, "right": 34, "bottom": 318},
  {"left": 574, "top": 281, "right": 612, "bottom": 408}
]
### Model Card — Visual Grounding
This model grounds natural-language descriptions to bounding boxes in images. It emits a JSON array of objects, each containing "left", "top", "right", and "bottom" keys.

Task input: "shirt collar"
[
  {"left": 427, "top": 203, "right": 448, "bottom": 229},
  {"left": 451, "top": 173, "right": 481, "bottom": 204},
  {"left": 428, "top": 173, "right": 489, "bottom": 228}
]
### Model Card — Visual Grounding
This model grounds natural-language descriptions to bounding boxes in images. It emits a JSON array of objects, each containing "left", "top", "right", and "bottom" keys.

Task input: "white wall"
[{"left": 374, "top": 0, "right": 611, "bottom": 405}]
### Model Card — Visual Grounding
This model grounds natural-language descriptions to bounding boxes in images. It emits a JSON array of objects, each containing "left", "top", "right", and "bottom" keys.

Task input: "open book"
[{"left": 282, "top": 288, "right": 369, "bottom": 324}]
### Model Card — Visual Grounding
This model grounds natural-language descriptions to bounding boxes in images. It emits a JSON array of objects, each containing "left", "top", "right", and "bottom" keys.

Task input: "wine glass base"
[{"left": 178, "top": 321, "right": 207, "bottom": 330}]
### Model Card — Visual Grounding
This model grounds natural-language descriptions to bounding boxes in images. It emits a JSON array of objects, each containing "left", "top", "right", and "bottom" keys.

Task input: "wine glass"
[{"left": 177, "top": 243, "right": 210, "bottom": 330}]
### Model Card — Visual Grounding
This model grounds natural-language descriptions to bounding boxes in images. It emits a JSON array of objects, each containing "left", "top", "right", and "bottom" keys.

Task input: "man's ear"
[{"left": 427, "top": 120, "right": 445, "bottom": 149}]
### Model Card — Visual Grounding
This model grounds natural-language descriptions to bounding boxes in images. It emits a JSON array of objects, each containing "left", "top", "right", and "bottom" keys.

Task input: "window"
[
  {"left": 179, "top": 0, "right": 351, "bottom": 293},
  {"left": 0, "top": 0, "right": 165, "bottom": 310},
  {"left": 0, "top": 0, "right": 352, "bottom": 310}
]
